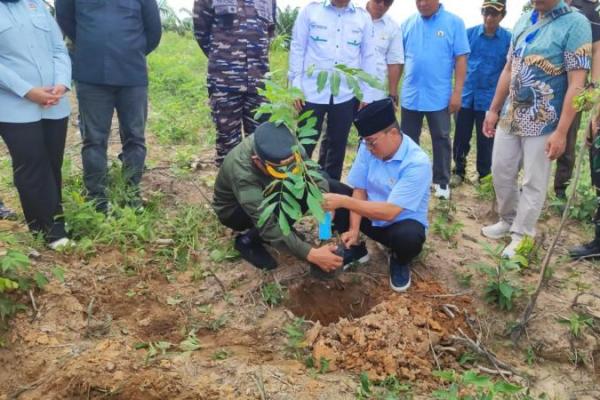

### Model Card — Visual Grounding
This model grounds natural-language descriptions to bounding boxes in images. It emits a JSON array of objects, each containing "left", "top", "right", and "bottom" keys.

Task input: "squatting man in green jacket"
[
  {"left": 213, "top": 122, "right": 366, "bottom": 272},
  {"left": 213, "top": 101, "right": 432, "bottom": 293}
]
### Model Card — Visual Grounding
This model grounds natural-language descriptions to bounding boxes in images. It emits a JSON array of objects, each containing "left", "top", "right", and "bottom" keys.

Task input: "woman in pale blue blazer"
[{"left": 0, "top": 0, "right": 73, "bottom": 249}]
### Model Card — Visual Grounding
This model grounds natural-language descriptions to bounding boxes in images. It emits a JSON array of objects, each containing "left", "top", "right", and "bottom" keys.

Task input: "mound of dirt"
[{"left": 306, "top": 280, "right": 471, "bottom": 389}]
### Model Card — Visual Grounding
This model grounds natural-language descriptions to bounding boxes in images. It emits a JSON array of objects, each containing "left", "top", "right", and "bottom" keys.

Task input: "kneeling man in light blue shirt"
[{"left": 323, "top": 99, "right": 432, "bottom": 292}]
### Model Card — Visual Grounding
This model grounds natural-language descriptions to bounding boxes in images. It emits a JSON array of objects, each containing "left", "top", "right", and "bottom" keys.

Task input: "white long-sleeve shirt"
[
  {"left": 288, "top": 0, "right": 378, "bottom": 105},
  {"left": 371, "top": 13, "right": 404, "bottom": 101}
]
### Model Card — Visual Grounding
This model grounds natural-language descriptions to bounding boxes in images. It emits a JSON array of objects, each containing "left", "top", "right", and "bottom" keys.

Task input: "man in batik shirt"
[{"left": 481, "top": 0, "right": 591, "bottom": 258}]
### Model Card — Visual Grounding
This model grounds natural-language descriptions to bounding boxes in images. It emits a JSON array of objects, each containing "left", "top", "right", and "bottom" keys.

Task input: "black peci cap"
[
  {"left": 254, "top": 122, "right": 296, "bottom": 165},
  {"left": 353, "top": 98, "right": 397, "bottom": 138}
]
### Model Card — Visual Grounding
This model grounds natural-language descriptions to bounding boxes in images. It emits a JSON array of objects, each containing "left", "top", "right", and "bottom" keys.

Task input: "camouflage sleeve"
[
  {"left": 193, "top": 0, "right": 214, "bottom": 57},
  {"left": 268, "top": 0, "right": 276, "bottom": 38}
]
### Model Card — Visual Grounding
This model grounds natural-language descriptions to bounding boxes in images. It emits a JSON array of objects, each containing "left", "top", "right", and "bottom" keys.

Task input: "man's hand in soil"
[
  {"left": 307, "top": 244, "right": 343, "bottom": 272},
  {"left": 322, "top": 193, "right": 348, "bottom": 211},
  {"left": 341, "top": 230, "right": 359, "bottom": 248}
]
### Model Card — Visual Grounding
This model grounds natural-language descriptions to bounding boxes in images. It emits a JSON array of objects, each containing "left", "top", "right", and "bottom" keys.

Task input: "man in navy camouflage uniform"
[{"left": 193, "top": 0, "right": 276, "bottom": 166}]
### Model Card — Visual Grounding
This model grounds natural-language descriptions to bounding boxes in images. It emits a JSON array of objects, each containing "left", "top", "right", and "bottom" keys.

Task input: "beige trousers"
[{"left": 491, "top": 127, "right": 552, "bottom": 237}]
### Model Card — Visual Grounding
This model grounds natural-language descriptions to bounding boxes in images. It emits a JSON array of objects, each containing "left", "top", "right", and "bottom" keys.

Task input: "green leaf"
[
  {"left": 52, "top": 267, "right": 65, "bottom": 283},
  {"left": 179, "top": 335, "right": 201, "bottom": 352},
  {"left": 461, "top": 371, "right": 491, "bottom": 388},
  {"left": 33, "top": 272, "right": 49, "bottom": 289},
  {"left": 0, "top": 277, "right": 19, "bottom": 293},
  {"left": 300, "top": 138, "right": 318, "bottom": 145},
  {"left": 346, "top": 74, "right": 363, "bottom": 101},
  {"left": 283, "top": 179, "right": 304, "bottom": 199},
  {"left": 282, "top": 202, "right": 302, "bottom": 221},
  {"left": 307, "top": 192, "right": 325, "bottom": 223},
  {"left": 1, "top": 250, "right": 30, "bottom": 273},
  {"left": 257, "top": 202, "right": 278, "bottom": 228},
  {"left": 316, "top": 71, "right": 328, "bottom": 93},
  {"left": 278, "top": 210, "right": 291, "bottom": 236},
  {"left": 493, "top": 381, "right": 523, "bottom": 394},
  {"left": 432, "top": 369, "right": 457, "bottom": 382},
  {"left": 330, "top": 71, "right": 341, "bottom": 97},
  {"left": 498, "top": 282, "right": 514, "bottom": 299},
  {"left": 359, "top": 372, "right": 371, "bottom": 394}
]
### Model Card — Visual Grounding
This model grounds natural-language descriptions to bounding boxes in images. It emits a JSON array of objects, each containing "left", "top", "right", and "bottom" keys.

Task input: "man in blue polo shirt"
[
  {"left": 452, "top": 0, "right": 511, "bottom": 185},
  {"left": 323, "top": 99, "right": 431, "bottom": 292},
  {"left": 400, "top": 0, "right": 469, "bottom": 200}
]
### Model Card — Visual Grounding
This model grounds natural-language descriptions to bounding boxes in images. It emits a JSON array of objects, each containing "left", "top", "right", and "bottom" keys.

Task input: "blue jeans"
[{"left": 76, "top": 82, "right": 147, "bottom": 210}]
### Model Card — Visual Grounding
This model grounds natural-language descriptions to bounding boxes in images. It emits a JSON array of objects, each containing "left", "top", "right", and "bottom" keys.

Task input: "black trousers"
[
  {"left": 0, "top": 118, "right": 68, "bottom": 242},
  {"left": 401, "top": 107, "right": 451, "bottom": 185},
  {"left": 301, "top": 98, "right": 358, "bottom": 180},
  {"left": 328, "top": 179, "right": 426, "bottom": 265},
  {"left": 453, "top": 107, "right": 493, "bottom": 179},
  {"left": 554, "top": 111, "right": 582, "bottom": 195}
]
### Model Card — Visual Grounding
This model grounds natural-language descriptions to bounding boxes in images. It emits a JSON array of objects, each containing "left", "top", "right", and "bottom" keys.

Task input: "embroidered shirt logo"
[
  {"left": 28, "top": 1, "right": 37, "bottom": 10},
  {"left": 436, "top": 30, "right": 445, "bottom": 37}
]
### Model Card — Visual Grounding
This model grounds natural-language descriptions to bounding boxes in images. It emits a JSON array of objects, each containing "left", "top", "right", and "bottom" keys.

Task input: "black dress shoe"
[
  {"left": 569, "top": 240, "right": 600, "bottom": 260},
  {"left": 234, "top": 231, "right": 278, "bottom": 270}
]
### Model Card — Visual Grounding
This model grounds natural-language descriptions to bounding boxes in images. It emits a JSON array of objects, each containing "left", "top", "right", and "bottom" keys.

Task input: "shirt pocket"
[
  {"left": 30, "top": 15, "right": 51, "bottom": 32},
  {"left": 307, "top": 17, "right": 331, "bottom": 53}
]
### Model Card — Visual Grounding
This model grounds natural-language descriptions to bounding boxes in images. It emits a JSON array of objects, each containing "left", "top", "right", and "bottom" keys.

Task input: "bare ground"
[{"left": 0, "top": 120, "right": 599, "bottom": 399}]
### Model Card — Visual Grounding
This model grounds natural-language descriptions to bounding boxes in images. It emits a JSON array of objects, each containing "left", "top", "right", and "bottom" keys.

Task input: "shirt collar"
[
  {"left": 532, "top": 0, "right": 571, "bottom": 22},
  {"left": 477, "top": 24, "right": 499, "bottom": 38},
  {"left": 373, "top": 13, "right": 389, "bottom": 24},
  {"left": 388, "top": 134, "right": 409, "bottom": 163},
  {"left": 421, "top": 3, "right": 444, "bottom": 20},
  {"left": 324, "top": 0, "right": 356, "bottom": 12}
]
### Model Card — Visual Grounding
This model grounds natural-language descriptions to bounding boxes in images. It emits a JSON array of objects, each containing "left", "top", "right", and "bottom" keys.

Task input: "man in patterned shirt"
[
  {"left": 193, "top": 0, "right": 276, "bottom": 166},
  {"left": 482, "top": 0, "right": 591, "bottom": 258},
  {"left": 555, "top": 0, "right": 600, "bottom": 199}
]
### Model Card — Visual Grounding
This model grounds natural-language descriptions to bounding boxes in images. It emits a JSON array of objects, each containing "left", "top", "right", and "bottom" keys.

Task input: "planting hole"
[{"left": 285, "top": 275, "right": 384, "bottom": 325}]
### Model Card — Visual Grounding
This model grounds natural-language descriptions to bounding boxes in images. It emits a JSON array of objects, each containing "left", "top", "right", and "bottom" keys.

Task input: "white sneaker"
[
  {"left": 481, "top": 220, "right": 511, "bottom": 240},
  {"left": 433, "top": 184, "right": 450, "bottom": 200},
  {"left": 502, "top": 234, "right": 523, "bottom": 258},
  {"left": 48, "top": 237, "right": 76, "bottom": 251}
]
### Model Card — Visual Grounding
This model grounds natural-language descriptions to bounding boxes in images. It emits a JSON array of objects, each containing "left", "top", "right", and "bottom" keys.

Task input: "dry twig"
[{"left": 511, "top": 139, "right": 586, "bottom": 343}]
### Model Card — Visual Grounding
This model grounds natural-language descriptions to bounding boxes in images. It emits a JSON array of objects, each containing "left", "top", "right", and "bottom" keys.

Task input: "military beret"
[
  {"left": 482, "top": 0, "right": 506, "bottom": 12},
  {"left": 254, "top": 122, "right": 296, "bottom": 165},
  {"left": 354, "top": 98, "right": 397, "bottom": 138}
]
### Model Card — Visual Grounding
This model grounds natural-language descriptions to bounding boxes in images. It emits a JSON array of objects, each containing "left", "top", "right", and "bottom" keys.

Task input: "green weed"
[
  {"left": 356, "top": 373, "right": 412, "bottom": 400},
  {"left": 260, "top": 282, "right": 286, "bottom": 306}
]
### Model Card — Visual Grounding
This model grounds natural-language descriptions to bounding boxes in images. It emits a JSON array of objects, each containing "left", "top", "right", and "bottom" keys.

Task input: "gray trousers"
[
  {"left": 492, "top": 127, "right": 552, "bottom": 237},
  {"left": 77, "top": 82, "right": 148, "bottom": 210},
  {"left": 401, "top": 107, "right": 451, "bottom": 186}
]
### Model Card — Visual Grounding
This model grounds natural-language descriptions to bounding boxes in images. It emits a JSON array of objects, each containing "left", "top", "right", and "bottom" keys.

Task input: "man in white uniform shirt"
[
  {"left": 289, "top": 0, "right": 377, "bottom": 180},
  {"left": 365, "top": 0, "right": 404, "bottom": 104}
]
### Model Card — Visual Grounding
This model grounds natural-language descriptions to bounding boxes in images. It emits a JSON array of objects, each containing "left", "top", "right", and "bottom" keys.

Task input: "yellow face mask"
[{"left": 264, "top": 152, "right": 302, "bottom": 179}]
